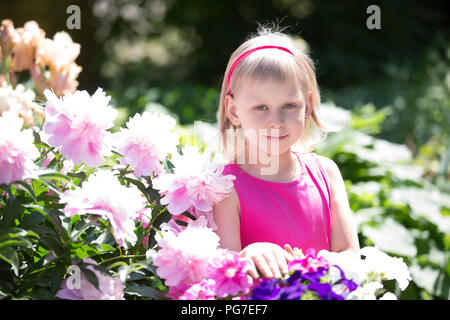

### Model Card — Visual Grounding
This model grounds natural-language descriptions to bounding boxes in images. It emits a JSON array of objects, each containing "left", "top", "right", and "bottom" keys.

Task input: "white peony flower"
[
  {"left": 360, "top": 246, "right": 412, "bottom": 291},
  {"left": 318, "top": 249, "right": 365, "bottom": 285},
  {"left": 0, "top": 84, "right": 44, "bottom": 127},
  {"left": 112, "top": 111, "right": 179, "bottom": 177},
  {"left": 346, "top": 281, "right": 383, "bottom": 300},
  {"left": 379, "top": 292, "right": 398, "bottom": 300}
]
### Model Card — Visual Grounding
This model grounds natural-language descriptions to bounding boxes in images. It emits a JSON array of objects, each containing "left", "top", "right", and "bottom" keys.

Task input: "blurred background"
[{"left": 1, "top": 0, "right": 449, "bottom": 299}]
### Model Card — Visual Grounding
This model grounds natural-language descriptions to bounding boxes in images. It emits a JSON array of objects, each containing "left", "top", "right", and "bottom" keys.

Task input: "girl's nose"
[{"left": 268, "top": 114, "right": 284, "bottom": 128}]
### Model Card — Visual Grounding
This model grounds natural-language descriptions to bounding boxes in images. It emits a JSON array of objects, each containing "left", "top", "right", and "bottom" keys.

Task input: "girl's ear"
[{"left": 224, "top": 94, "right": 240, "bottom": 125}]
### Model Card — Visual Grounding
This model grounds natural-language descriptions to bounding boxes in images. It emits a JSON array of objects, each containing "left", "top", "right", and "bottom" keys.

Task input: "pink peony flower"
[
  {"left": 153, "top": 146, "right": 235, "bottom": 222},
  {"left": 10, "top": 21, "right": 45, "bottom": 72},
  {"left": 36, "top": 31, "right": 80, "bottom": 70},
  {"left": 42, "top": 88, "right": 117, "bottom": 167},
  {"left": 288, "top": 248, "right": 329, "bottom": 274},
  {"left": 179, "top": 279, "right": 217, "bottom": 300},
  {"left": 49, "top": 62, "right": 82, "bottom": 97},
  {"left": 112, "top": 111, "right": 179, "bottom": 177},
  {"left": 189, "top": 207, "right": 218, "bottom": 231},
  {"left": 0, "top": 19, "right": 20, "bottom": 57},
  {"left": 153, "top": 222, "right": 220, "bottom": 291},
  {"left": 206, "top": 249, "right": 253, "bottom": 298},
  {"left": 0, "top": 111, "right": 39, "bottom": 185},
  {"left": 56, "top": 258, "right": 124, "bottom": 300},
  {"left": 60, "top": 170, "right": 146, "bottom": 248}
]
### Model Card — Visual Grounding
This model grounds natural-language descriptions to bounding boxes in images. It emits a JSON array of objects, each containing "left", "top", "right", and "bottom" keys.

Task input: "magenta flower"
[
  {"left": 56, "top": 258, "right": 124, "bottom": 300},
  {"left": 0, "top": 111, "right": 39, "bottom": 185},
  {"left": 179, "top": 279, "right": 217, "bottom": 300},
  {"left": 207, "top": 249, "right": 253, "bottom": 298},
  {"left": 60, "top": 170, "right": 147, "bottom": 248},
  {"left": 112, "top": 111, "right": 179, "bottom": 177},
  {"left": 153, "top": 146, "right": 235, "bottom": 223},
  {"left": 288, "top": 248, "right": 329, "bottom": 274},
  {"left": 153, "top": 222, "right": 220, "bottom": 291},
  {"left": 42, "top": 88, "right": 117, "bottom": 167}
]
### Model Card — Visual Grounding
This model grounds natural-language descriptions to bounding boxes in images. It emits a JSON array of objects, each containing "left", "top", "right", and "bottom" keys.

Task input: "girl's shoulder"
[
  {"left": 304, "top": 152, "right": 341, "bottom": 187},
  {"left": 214, "top": 165, "right": 241, "bottom": 219}
]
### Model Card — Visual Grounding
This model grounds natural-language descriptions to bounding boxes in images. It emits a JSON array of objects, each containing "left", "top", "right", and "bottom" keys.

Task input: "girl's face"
[{"left": 225, "top": 77, "right": 311, "bottom": 158}]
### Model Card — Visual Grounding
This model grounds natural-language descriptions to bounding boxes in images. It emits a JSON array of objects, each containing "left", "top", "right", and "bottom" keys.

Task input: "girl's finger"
[
  {"left": 284, "top": 244, "right": 294, "bottom": 256},
  {"left": 254, "top": 254, "right": 274, "bottom": 279},
  {"left": 246, "top": 258, "right": 259, "bottom": 280},
  {"left": 283, "top": 244, "right": 295, "bottom": 262},
  {"left": 263, "top": 252, "right": 282, "bottom": 278},
  {"left": 274, "top": 248, "right": 289, "bottom": 276}
]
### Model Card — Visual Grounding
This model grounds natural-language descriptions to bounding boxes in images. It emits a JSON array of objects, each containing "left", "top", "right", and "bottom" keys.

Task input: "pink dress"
[{"left": 222, "top": 151, "right": 332, "bottom": 252}]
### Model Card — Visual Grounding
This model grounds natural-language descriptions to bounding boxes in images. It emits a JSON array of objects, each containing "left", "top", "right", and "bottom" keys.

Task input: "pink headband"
[{"left": 226, "top": 45, "right": 296, "bottom": 95}]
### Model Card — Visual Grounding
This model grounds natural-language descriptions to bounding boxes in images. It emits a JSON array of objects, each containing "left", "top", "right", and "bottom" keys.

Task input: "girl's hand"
[
  {"left": 283, "top": 243, "right": 304, "bottom": 259},
  {"left": 240, "top": 242, "right": 294, "bottom": 279}
]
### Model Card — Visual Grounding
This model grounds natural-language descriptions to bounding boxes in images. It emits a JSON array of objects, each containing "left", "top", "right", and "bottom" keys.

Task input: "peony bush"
[{"left": 0, "top": 19, "right": 412, "bottom": 300}]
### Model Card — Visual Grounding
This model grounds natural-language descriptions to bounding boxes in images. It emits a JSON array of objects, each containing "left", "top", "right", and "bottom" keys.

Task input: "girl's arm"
[
  {"left": 213, "top": 187, "right": 242, "bottom": 252},
  {"left": 213, "top": 187, "right": 293, "bottom": 279},
  {"left": 318, "top": 155, "right": 360, "bottom": 254}
]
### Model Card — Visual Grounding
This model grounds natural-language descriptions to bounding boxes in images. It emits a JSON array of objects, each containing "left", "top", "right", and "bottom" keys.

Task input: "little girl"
[{"left": 213, "top": 27, "right": 360, "bottom": 280}]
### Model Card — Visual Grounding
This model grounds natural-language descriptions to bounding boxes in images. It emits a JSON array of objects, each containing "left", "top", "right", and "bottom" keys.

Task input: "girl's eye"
[
  {"left": 283, "top": 103, "right": 297, "bottom": 109},
  {"left": 255, "top": 105, "right": 267, "bottom": 111}
]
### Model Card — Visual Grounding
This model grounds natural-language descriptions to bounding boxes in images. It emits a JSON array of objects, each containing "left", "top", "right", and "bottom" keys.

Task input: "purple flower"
[
  {"left": 248, "top": 278, "right": 281, "bottom": 300},
  {"left": 331, "top": 265, "right": 358, "bottom": 293},
  {"left": 307, "top": 282, "right": 344, "bottom": 300},
  {"left": 279, "top": 283, "right": 306, "bottom": 300},
  {"left": 301, "top": 266, "right": 328, "bottom": 283}
]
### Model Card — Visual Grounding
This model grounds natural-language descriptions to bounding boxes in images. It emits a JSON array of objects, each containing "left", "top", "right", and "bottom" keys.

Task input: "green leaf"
[
  {"left": 125, "top": 282, "right": 162, "bottom": 299},
  {"left": 148, "top": 209, "right": 171, "bottom": 248},
  {"left": 0, "top": 238, "right": 32, "bottom": 248},
  {"left": 23, "top": 205, "right": 70, "bottom": 242},
  {"left": 39, "top": 172, "right": 72, "bottom": 183},
  {"left": 121, "top": 176, "right": 160, "bottom": 205},
  {"left": 66, "top": 171, "right": 87, "bottom": 185},
  {"left": 0, "top": 186, "right": 23, "bottom": 228},
  {"left": 361, "top": 217, "right": 417, "bottom": 257},
  {"left": 410, "top": 263, "right": 450, "bottom": 299},
  {"left": 79, "top": 264, "right": 100, "bottom": 290},
  {"left": 21, "top": 210, "right": 47, "bottom": 229},
  {"left": 13, "top": 181, "right": 37, "bottom": 203},
  {"left": 39, "top": 235, "right": 65, "bottom": 256},
  {"left": 38, "top": 179, "right": 62, "bottom": 195},
  {"left": 0, "top": 247, "right": 20, "bottom": 276},
  {"left": 163, "top": 158, "right": 175, "bottom": 174}
]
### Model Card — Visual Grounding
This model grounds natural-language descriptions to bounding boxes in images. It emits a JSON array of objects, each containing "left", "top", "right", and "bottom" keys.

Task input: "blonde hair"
[{"left": 216, "top": 26, "right": 342, "bottom": 163}]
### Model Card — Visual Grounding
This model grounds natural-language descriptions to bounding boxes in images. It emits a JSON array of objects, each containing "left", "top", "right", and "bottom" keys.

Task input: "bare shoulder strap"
[{"left": 301, "top": 152, "right": 331, "bottom": 210}]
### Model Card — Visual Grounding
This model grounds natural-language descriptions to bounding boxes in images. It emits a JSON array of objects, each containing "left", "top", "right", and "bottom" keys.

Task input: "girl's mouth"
[{"left": 264, "top": 134, "right": 289, "bottom": 140}]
